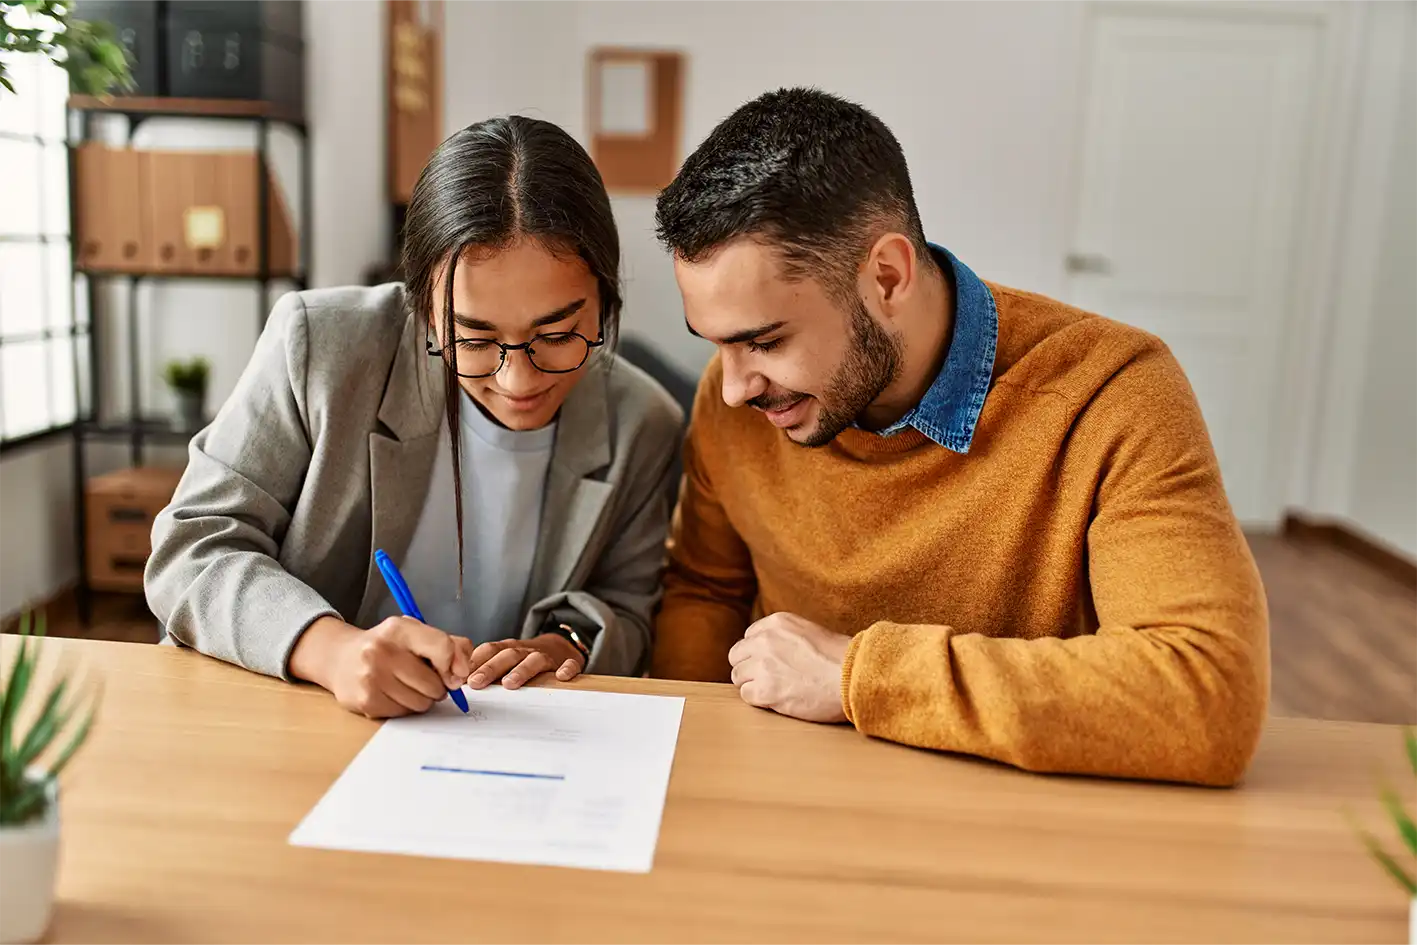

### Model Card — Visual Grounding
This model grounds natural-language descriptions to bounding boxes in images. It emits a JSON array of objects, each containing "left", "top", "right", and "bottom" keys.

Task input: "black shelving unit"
[{"left": 67, "top": 96, "right": 311, "bottom": 624}]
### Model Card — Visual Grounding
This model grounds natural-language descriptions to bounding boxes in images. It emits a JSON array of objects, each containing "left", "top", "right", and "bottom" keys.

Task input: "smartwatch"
[{"left": 540, "top": 607, "right": 597, "bottom": 664}]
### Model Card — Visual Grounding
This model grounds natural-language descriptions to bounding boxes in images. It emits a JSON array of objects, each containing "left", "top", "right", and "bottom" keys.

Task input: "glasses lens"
[
  {"left": 453, "top": 340, "right": 505, "bottom": 377},
  {"left": 527, "top": 333, "right": 590, "bottom": 373}
]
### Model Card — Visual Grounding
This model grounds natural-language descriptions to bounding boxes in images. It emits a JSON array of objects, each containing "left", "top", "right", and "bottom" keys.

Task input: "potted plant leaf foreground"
[
  {"left": 0, "top": 613, "right": 100, "bottom": 944},
  {"left": 1351, "top": 727, "right": 1417, "bottom": 944}
]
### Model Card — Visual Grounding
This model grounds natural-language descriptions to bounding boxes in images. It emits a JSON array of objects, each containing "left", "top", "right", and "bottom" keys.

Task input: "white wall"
[
  {"left": 0, "top": 443, "right": 75, "bottom": 613},
  {"left": 1348, "top": 4, "right": 1417, "bottom": 557},
  {"left": 443, "top": 0, "right": 1416, "bottom": 556},
  {"left": 444, "top": 0, "right": 1087, "bottom": 379},
  {"left": 0, "top": 0, "right": 388, "bottom": 615}
]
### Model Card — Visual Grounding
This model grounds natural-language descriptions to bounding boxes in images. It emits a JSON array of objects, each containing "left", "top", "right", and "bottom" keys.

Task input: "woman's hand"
[
  {"left": 467, "top": 634, "right": 586, "bottom": 690},
  {"left": 290, "top": 615, "right": 473, "bottom": 718}
]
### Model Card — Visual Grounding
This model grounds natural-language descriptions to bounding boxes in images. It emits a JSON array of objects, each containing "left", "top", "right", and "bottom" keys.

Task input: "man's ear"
[{"left": 862, "top": 232, "right": 920, "bottom": 320}]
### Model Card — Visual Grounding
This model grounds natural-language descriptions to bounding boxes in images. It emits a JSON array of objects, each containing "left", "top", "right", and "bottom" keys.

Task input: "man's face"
[{"left": 675, "top": 238, "right": 902, "bottom": 447}]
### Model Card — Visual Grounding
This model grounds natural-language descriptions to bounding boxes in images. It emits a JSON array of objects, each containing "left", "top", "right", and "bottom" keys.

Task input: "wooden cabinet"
[
  {"left": 74, "top": 145, "right": 296, "bottom": 277},
  {"left": 84, "top": 466, "right": 184, "bottom": 593}
]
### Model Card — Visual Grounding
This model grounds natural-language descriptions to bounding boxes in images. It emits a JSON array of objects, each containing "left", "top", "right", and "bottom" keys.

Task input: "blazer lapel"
[
  {"left": 524, "top": 362, "right": 615, "bottom": 606},
  {"left": 355, "top": 312, "right": 445, "bottom": 627}
]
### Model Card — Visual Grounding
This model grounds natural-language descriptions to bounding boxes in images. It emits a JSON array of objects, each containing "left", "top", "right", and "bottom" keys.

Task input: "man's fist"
[{"left": 727, "top": 612, "right": 851, "bottom": 723}]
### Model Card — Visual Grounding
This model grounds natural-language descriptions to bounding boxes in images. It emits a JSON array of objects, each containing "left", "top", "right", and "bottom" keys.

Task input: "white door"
[{"left": 1064, "top": 6, "right": 1323, "bottom": 526}]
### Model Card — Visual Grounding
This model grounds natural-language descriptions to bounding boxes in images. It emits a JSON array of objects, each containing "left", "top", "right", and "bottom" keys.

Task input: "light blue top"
[{"left": 377, "top": 389, "right": 556, "bottom": 643}]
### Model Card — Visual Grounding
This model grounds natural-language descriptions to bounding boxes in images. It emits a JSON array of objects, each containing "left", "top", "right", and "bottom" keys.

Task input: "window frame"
[{"left": 0, "top": 58, "right": 85, "bottom": 455}]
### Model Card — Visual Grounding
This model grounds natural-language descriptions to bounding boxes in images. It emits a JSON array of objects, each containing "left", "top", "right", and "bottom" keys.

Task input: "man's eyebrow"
[
  {"left": 685, "top": 319, "right": 787, "bottom": 345},
  {"left": 453, "top": 298, "right": 586, "bottom": 332}
]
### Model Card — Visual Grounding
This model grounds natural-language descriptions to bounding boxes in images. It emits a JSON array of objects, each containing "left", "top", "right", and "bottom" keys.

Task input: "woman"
[{"left": 145, "top": 117, "right": 683, "bottom": 719}]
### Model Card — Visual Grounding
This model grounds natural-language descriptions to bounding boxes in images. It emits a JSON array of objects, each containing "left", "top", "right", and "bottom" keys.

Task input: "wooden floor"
[
  {"left": 8, "top": 532, "right": 1415, "bottom": 724},
  {"left": 1249, "top": 532, "right": 1416, "bottom": 724}
]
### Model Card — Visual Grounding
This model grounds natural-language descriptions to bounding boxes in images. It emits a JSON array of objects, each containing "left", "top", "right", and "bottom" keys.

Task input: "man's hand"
[
  {"left": 290, "top": 615, "right": 473, "bottom": 719},
  {"left": 727, "top": 612, "right": 851, "bottom": 723}
]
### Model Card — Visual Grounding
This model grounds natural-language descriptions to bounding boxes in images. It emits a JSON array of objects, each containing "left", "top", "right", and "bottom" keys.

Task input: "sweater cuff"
[{"left": 840, "top": 629, "right": 868, "bottom": 725}]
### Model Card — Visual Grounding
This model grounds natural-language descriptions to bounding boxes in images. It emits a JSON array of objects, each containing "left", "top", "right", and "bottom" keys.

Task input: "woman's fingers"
[
  {"left": 388, "top": 647, "right": 450, "bottom": 701},
  {"left": 449, "top": 637, "right": 475, "bottom": 682},
  {"left": 555, "top": 658, "right": 581, "bottom": 682},
  {"left": 468, "top": 647, "right": 527, "bottom": 689},
  {"left": 377, "top": 666, "right": 438, "bottom": 714},
  {"left": 356, "top": 688, "right": 409, "bottom": 719},
  {"left": 468, "top": 639, "right": 514, "bottom": 674},
  {"left": 503, "top": 651, "right": 554, "bottom": 690}
]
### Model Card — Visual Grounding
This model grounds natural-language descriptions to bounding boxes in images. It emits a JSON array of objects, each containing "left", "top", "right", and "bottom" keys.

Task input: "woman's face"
[{"left": 430, "top": 239, "right": 602, "bottom": 431}]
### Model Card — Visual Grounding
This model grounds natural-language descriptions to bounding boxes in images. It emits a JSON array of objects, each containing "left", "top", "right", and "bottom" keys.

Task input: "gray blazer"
[{"left": 145, "top": 284, "right": 683, "bottom": 680}]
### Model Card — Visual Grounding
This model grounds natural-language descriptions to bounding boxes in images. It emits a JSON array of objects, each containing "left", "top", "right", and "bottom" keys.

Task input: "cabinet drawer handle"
[{"left": 108, "top": 507, "right": 148, "bottom": 523}]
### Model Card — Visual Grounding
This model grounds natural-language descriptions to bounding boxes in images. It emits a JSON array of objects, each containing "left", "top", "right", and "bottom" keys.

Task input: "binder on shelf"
[
  {"left": 143, "top": 149, "right": 197, "bottom": 273},
  {"left": 74, "top": 147, "right": 298, "bottom": 279},
  {"left": 218, "top": 151, "right": 297, "bottom": 277},
  {"left": 74, "top": 144, "right": 150, "bottom": 272}
]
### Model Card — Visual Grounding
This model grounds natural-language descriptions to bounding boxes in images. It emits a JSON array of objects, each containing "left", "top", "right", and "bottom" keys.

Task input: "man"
[{"left": 651, "top": 87, "right": 1268, "bottom": 786}]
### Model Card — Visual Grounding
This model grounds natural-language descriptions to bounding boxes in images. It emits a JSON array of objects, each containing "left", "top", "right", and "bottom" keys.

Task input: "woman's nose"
[{"left": 496, "top": 347, "right": 542, "bottom": 392}]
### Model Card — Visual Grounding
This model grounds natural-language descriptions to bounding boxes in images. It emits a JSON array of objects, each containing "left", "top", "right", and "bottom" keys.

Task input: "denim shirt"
[{"left": 873, "top": 244, "right": 998, "bottom": 453}]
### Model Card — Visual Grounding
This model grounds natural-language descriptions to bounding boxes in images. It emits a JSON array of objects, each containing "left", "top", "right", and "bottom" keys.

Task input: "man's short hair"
[{"left": 655, "top": 87, "right": 932, "bottom": 301}]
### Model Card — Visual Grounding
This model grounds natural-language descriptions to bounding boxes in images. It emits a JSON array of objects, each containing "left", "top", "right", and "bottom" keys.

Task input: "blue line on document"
[{"left": 420, "top": 765, "right": 565, "bottom": 781}]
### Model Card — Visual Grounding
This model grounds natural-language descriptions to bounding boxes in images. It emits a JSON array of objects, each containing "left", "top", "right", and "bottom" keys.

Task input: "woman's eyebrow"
[{"left": 453, "top": 298, "right": 587, "bottom": 332}]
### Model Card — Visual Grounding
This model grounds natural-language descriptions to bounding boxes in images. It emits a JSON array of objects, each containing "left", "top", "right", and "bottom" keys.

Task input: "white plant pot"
[{"left": 0, "top": 779, "right": 60, "bottom": 945}]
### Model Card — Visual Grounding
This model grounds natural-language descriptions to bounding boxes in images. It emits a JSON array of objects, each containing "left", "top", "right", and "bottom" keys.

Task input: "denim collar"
[{"left": 872, "top": 244, "right": 998, "bottom": 453}]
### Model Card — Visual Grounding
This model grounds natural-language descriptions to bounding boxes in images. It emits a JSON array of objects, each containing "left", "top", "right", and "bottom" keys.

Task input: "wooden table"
[{"left": 8, "top": 637, "right": 1411, "bottom": 943}]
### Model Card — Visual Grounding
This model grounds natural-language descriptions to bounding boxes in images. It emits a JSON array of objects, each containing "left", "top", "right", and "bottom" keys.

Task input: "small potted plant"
[
  {"left": 0, "top": 612, "right": 100, "bottom": 944},
  {"left": 1351, "top": 727, "right": 1417, "bottom": 944},
  {"left": 162, "top": 356, "right": 210, "bottom": 432}
]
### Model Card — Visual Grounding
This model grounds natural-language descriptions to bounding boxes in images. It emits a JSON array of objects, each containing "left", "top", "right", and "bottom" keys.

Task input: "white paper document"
[{"left": 289, "top": 685, "right": 685, "bottom": 873}]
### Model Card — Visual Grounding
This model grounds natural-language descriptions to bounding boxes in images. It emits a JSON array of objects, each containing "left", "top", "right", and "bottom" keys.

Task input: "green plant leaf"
[
  {"left": 1405, "top": 727, "right": 1416, "bottom": 778},
  {"left": 14, "top": 676, "right": 67, "bottom": 767},
  {"left": 4, "top": 779, "right": 50, "bottom": 825},
  {"left": 1356, "top": 825, "right": 1417, "bottom": 896},
  {"left": 0, "top": 625, "right": 36, "bottom": 765},
  {"left": 2, "top": 2, "right": 134, "bottom": 96},
  {"left": 1380, "top": 785, "right": 1417, "bottom": 859}
]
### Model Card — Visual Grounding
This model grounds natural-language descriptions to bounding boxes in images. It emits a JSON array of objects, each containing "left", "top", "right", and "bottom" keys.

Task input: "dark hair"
[
  {"left": 655, "top": 87, "right": 932, "bottom": 301},
  {"left": 400, "top": 116, "right": 621, "bottom": 582}
]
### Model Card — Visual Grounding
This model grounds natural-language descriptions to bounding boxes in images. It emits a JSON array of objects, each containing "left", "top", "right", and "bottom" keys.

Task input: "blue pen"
[{"left": 374, "top": 548, "right": 470, "bottom": 714}]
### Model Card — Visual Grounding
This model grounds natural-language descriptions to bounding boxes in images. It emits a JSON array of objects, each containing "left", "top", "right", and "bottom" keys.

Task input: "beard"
[{"left": 750, "top": 298, "right": 904, "bottom": 448}]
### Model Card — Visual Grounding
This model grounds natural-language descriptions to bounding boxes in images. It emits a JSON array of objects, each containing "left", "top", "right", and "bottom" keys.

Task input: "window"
[{"left": 0, "top": 52, "right": 83, "bottom": 449}]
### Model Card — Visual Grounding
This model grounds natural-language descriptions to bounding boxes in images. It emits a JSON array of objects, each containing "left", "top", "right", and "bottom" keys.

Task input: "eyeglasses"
[{"left": 426, "top": 328, "right": 605, "bottom": 378}]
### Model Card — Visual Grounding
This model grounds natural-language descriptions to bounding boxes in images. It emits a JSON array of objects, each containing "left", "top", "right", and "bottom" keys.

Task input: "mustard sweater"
[{"left": 652, "top": 283, "right": 1269, "bottom": 786}]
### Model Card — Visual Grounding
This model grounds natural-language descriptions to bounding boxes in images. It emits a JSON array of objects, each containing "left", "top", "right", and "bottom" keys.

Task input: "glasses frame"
[{"left": 426, "top": 321, "right": 606, "bottom": 379}]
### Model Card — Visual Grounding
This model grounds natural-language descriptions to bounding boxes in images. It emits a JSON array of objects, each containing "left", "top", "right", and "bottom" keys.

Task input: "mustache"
[{"left": 748, "top": 391, "right": 806, "bottom": 411}]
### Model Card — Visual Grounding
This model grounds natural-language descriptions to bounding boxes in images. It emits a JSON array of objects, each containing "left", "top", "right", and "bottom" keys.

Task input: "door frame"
[{"left": 1063, "top": 1, "right": 1368, "bottom": 529}]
